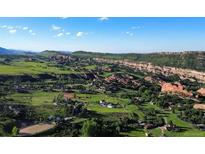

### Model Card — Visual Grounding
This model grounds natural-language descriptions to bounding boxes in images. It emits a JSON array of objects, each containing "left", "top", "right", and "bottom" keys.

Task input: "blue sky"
[{"left": 0, "top": 17, "right": 205, "bottom": 53}]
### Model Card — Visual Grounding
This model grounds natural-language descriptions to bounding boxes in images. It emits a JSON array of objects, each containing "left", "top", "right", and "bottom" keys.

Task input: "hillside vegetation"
[{"left": 73, "top": 51, "right": 205, "bottom": 72}]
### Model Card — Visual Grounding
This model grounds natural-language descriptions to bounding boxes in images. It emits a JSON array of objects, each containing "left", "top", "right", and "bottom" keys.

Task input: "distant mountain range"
[
  {"left": 0, "top": 47, "right": 31, "bottom": 55},
  {"left": 0, "top": 47, "right": 71, "bottom": 56}
]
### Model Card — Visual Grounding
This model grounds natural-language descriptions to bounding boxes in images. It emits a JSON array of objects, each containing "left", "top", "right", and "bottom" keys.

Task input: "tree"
[
  {"left": 81, "top": 119, "right": 97, "bottom": 137},
  {"left": 11, "top": 126, "right": 19, "bottom": 137}
]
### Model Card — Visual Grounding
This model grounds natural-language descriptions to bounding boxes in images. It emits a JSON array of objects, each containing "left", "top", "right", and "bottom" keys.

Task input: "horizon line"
[{"left": 1, "top": 46, "right": 205, "bottom": 54}]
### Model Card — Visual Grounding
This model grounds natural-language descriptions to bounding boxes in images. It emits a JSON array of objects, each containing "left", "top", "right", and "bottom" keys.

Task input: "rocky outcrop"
[
  {"left": 64, "top": 92, "right": 75, "bottom": 100},
  {"left": 161, "top": 82, "right": 192, "bottom": 97},
  {"left": 95, "top": 58, "right": 205, "bottom": 83},
  {"left": 197, "top": 88, "right": 205, "bottom": 96},
  {"left": 193, "top": 104, "right": 205, "bottom": 110}
]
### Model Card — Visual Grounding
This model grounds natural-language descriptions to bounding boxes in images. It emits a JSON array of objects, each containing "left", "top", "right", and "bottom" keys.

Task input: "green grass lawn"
[
  {"left": 10, "top": 91, "right": 59, "bottom": 106},
  {"left": 166, "top": 113, "right": 193, "bottom": 128},
  {"left": 75, "top": 93, "right": 134, "bottom": 113},
  {"left": 101, "top": 72, "right": 113, "bottom": 78},
  {"left": 164, "top": 113, "right": 205, "bottom": 137},
  {"left": 165, "top": 128, "right": 205, "bottom": 137},
  {"left": 121, "top": 129, "right": 145, "bottom": 137},
  {"left": 0, "top": 61, "right": 75, "bottom": 75},
  {"left": 88, "top": 105, "right": 126, "bottom": 113},
  {"left": 83, "top": 65, "right": 97, "bottom": 70}
]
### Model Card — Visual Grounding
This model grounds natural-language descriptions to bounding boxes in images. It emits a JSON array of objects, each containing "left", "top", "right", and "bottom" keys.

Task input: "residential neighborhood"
[{"left": 1, "top": 49, "right": 205, "bottom": 137}]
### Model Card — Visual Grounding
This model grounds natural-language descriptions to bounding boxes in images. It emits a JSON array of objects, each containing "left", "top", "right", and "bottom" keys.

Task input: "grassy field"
[
  {"left": 164, "top": 113, "right": 205, "bottom": 137},
  {"left": 10, "top": 91, "right": 59, "bottom": 105},
  {"left": 101, "top": 72, "right": 113, "bottom": 77},
  {"left": 9, "top": 91, "right": 66, "bottom": 119},
  {"left": 75, "top": 93, "right": 135, "bottom": 113},
  {"left": 83, "top": 65, "right": 97, "bottom": 70},
  {"left": 0, "top": 61, "right": 75, "bottom": 75},
  {"left": 121, "top": 129, "right": 145, "bottom": 137}
]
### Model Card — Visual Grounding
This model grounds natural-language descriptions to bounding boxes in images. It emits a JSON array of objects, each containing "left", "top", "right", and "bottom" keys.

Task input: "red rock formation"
[
  {"left": 193, "top": 103, "right": 205, "bottom": 110},
  {"left": 94, "top": 58, "right": 205, "bottom": 83},
  {"left": 197, "top": 88, "right": 205, "bottom": 96},
  {"left": 64, "top": 92, "right": 75, "bottom": 100},
  {"left": 161, "top": 82, "right": 192, "bottom": 97}
]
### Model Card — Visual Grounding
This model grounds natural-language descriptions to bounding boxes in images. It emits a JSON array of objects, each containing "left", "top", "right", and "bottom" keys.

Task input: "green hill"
[{"left": 38, "top": 50, "right": 71, "bottom": 58}]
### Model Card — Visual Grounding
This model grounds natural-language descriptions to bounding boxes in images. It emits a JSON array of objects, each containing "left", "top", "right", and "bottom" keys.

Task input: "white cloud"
[
  {"left": 65, "top": 32, "right": 71, "bottom": 35},
  {"left": 23, "top": 27, "right": 29, "bottom": 30},
  {"left": 98, "top": 17, "right": 109, "bottom": 21},
  {"left": 76, "top": 32, "right": 83, "bottom": 37},
  {"left": 0, "top": 25, "right": 7, "bottom": 28},
  {"left": 76, "top": 32, "right": 87, "bottom": 37},
  {"left": 57, "top": 33, "right": 63, "bottom": 37},
  {"left": 51, "top": 25, "right": 61, "bottom": 30},
  {"left": 9, "top": 29, "right": 17, "bottom": 34},
  {"left": 125, "top": 31, "right": 134, "bottom": 36},
  {"left": 0, "top": 25, "right": 36, "bottom": 36}
]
